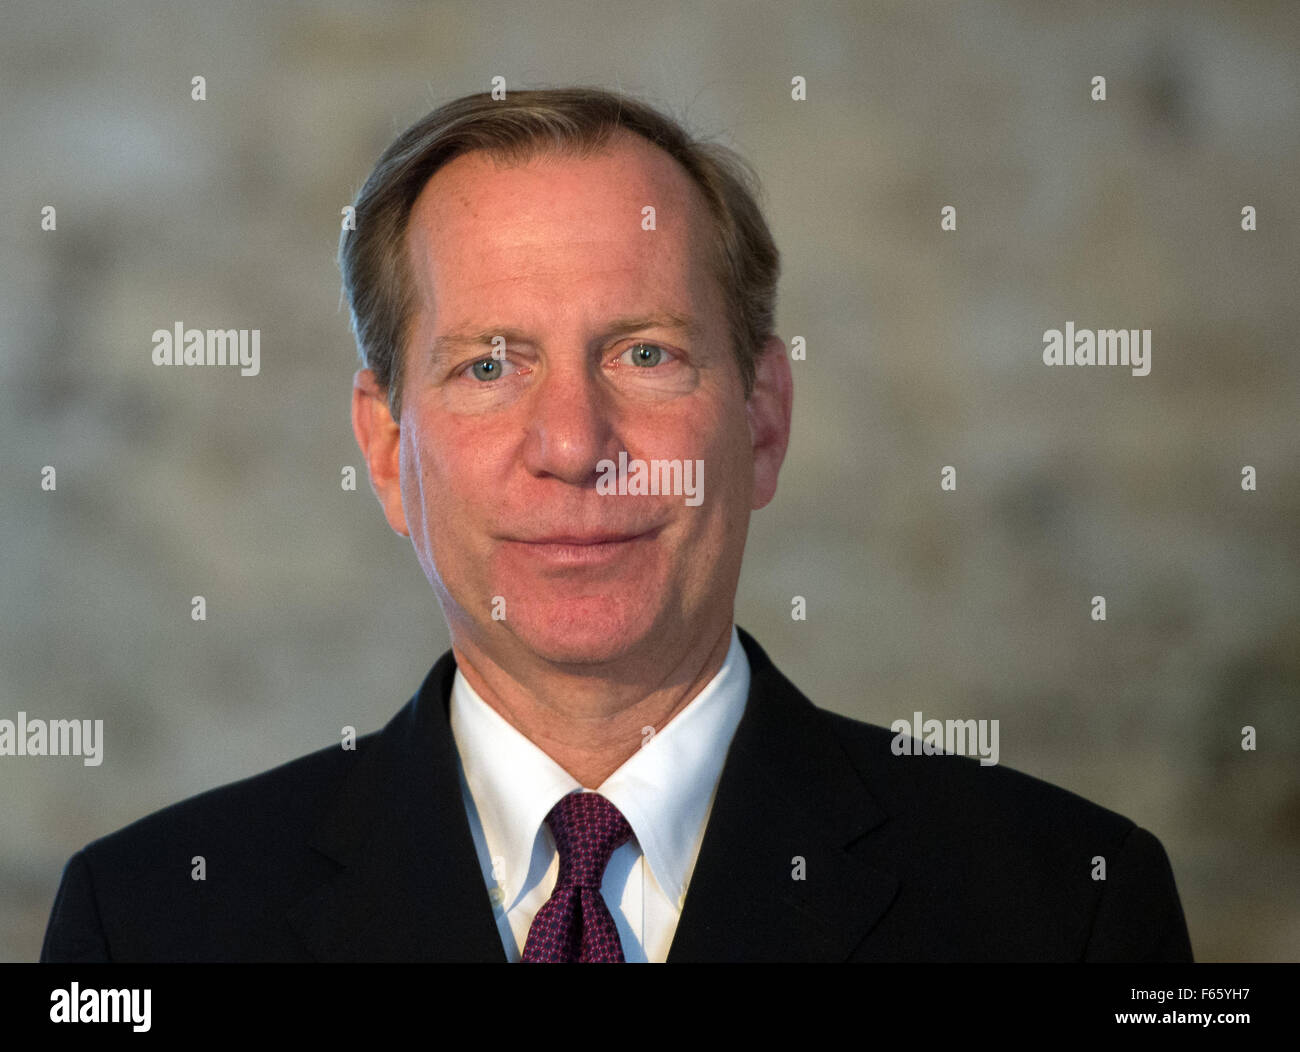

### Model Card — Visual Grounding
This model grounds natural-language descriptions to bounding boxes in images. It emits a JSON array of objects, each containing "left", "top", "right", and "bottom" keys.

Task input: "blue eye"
[
  {"left": 624, "top": 343, "right": 666, "bottom": 367},
  {"left": 470, "top": 357, "right": 508, "bottom": 381}
]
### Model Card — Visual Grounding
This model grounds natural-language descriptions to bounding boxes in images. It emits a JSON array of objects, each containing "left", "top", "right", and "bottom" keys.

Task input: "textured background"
[{"left": 1, "top": 0, "right": 1297, "bottom": 961}]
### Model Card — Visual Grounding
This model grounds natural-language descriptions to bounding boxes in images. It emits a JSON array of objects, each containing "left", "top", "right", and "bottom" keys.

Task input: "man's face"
[{"left": 357, "top": 131, "right": 788, "bottom": 669}]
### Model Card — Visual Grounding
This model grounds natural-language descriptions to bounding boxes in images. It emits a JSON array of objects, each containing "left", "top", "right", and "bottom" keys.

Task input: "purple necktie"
[{"left": 521, "top": 791, "right": 634, "bottom": 963}]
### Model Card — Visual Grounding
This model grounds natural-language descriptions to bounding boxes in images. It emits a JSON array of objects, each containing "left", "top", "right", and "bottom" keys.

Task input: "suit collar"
[
  {"left": 666, "top": 629, "right": 899, "bottom": 961},
  {"left": 286, "top": 652, "right": 506, "bottom": 961},
  {"left": 286, "top": 628, "right": 898, "bottom": 962}
]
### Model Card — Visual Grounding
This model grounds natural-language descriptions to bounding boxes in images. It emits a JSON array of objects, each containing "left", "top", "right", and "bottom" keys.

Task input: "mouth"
[{"left": 502, "top": 526, "right": 662, "bottom": 565}]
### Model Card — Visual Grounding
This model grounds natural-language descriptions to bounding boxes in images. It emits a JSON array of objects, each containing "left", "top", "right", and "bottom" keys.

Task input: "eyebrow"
[{"left": 431, "top": 311, "right": 704, "bottom": 359}]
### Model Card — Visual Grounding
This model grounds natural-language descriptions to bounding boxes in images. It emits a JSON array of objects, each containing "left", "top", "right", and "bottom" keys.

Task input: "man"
[{"left": 41, "top": 88, "right": 1193, "bottom": 962}]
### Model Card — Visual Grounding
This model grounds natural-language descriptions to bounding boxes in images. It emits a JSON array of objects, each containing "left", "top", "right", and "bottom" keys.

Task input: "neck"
[{"left": 451, "top": 619, "right": 735, "bottom": 788}]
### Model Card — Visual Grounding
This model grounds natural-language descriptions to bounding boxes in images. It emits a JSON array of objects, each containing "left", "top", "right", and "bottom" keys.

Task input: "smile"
[{"left": 503, "top": 528, "right": 660, "bottom": 566}]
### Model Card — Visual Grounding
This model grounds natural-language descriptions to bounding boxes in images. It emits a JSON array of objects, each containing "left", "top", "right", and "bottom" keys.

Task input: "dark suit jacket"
[{"left": 41, "top": 628, "right": 1193, "bottom": 962}]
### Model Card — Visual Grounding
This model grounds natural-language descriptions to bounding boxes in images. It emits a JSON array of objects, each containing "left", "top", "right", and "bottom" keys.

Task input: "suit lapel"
[
  {"left": 285, "top": 652, "right": 506, "bottom": 961},
  {"left": 666, "top": 629, "right": 900, "bottom": 961}
]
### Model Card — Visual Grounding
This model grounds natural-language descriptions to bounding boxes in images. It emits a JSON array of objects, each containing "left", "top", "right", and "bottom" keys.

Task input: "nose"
[{"left": 519, "top": 355, "right": 618, "bottom": 486}]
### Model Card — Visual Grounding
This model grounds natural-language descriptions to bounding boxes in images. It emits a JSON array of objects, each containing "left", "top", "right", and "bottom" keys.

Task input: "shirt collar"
[{"left": 449, "top": 625, "right": 750, "bottom": 909}]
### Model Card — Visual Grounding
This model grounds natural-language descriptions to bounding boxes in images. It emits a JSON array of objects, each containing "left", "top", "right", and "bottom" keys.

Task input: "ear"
[
  {"left": 351, "top": 369, "right": 410, "bottom": 536},
  {"left": 746, "top": 335, "right": 793, "bottom": 510}
]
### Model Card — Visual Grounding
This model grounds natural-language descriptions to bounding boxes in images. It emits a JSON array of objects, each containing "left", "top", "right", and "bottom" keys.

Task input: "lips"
[
  {"left": 514, "top": 532, "right": 646, "bottom": 545},
  {"left": 499, "top": 525, "right": 662, "bottom": 566}
]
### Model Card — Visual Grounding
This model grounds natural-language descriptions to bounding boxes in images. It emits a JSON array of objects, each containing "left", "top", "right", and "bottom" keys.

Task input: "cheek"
[
  {"left": 402, "top": 418, "right": 505, "bottom": 550},
  {"left": 673, "top": 427, "right": 748, "bottom": 544},
  {"left": 397, "top": 421, "right": 456, "bottom": 540},
  {"left": 705, "top": 412, "right": 752, "bottom": 484}
]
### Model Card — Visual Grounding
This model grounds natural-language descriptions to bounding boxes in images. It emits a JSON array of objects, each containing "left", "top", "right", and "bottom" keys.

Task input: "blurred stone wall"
[{"left": 1, "top": 0, "right": 1296, "bottom": 961}]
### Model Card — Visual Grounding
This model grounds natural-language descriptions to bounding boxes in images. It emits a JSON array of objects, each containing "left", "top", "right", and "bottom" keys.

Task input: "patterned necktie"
[{"left": 521, "top": 790, "right": 634, "bottom": 963}]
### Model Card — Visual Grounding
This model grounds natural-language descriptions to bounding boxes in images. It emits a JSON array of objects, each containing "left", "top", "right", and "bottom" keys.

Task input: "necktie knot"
[
  {"left": 521, "top": 791, "right": 634, "bottom": 961},
  {"left": 546, "top": 790, "right": 633, "bottom": 889}
]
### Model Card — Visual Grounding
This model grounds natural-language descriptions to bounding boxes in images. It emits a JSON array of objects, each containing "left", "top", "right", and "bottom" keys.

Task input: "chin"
[{"left": 504, "top": 593, "right": 660, "bottom": 667}]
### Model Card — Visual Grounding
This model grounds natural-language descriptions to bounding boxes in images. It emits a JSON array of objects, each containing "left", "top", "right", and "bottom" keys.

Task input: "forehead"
[{"left": 404, "top": 131, "right": 720, "bottom": 318}]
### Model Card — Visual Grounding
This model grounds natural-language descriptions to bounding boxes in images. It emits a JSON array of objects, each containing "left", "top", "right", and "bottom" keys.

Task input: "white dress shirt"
[{"left": 449, "top": 625, "right": 750, "bottom": 962}]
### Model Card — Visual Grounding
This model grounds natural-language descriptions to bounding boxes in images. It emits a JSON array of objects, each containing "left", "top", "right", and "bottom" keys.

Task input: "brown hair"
[{"left": 339, "top": 87, "right": 780, "bottom": 417}]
